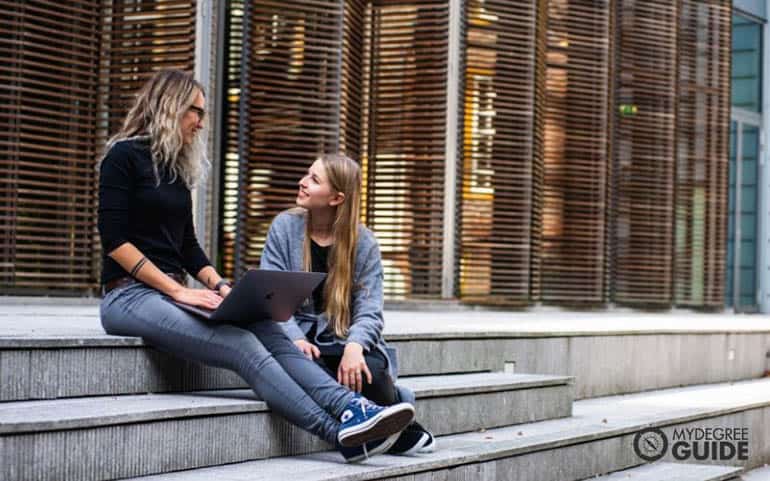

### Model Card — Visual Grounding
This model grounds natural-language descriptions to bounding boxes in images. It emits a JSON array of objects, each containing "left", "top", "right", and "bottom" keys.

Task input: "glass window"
[{"left": 731, "top": 14, "right": 763, "bottom": 112}]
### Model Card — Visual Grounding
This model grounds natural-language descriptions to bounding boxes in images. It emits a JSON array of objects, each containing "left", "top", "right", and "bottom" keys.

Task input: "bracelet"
[
  {"left": 129, "top": 257, "right": 148, "bottom": 277},
  {"left": 213, "top": 279, "right": 231, "bottom": 292}
]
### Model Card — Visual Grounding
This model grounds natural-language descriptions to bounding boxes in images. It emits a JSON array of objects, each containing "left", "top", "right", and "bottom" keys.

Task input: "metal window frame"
[
  {"left": 729, "top": 109, "right": 763, "bottom": 312},
  {"left": 442, "top": 0, "right": 462, "bottom": 299},
  {"left": 761, "top": 0, "right": 770, "bottom": 312}
]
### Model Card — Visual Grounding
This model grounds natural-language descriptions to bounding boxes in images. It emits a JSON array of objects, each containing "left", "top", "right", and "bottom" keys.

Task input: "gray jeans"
[{"left": 100, "top": 282, "right": 354, "bottom": 444}]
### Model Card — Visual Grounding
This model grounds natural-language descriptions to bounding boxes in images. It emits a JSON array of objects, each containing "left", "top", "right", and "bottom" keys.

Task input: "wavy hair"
[
  {"left": 300, "top": 154, "right": 362, "bottom": 338},
  {"left": 106, "top": 69, "right": 208, "bottom": 188}
]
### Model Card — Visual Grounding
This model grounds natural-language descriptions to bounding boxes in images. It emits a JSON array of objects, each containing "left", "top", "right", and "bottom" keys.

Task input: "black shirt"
[
  {"left": 97, "top": 138, "right": 211, "bottom": 285},
  {"left": 310, "top": 239, "right": 330, "bottom": 313}
]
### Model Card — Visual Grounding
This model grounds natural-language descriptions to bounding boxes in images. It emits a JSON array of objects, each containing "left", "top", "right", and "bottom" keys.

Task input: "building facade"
[{"left": 2, "top": 0, "right": 767, "bottom": 313}]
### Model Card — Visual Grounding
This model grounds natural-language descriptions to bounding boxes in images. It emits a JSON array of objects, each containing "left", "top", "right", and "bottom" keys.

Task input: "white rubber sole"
[
  {"left": 418, "top": 435, "right": 436, "bottom": 453},
  {"left": 344, "top": 432, "right": 401, "bottom": 463}
]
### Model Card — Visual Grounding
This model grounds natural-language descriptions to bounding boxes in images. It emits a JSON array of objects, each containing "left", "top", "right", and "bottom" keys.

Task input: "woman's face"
[
  {"left": 296, "top": 159, "right": 342, "bottom": 210},
  {"left": 181, "top": 90, "right": 205, "bottom": 145}
]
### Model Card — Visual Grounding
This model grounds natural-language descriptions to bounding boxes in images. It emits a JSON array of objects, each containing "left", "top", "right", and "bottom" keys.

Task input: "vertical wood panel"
[
  {"left": 541, "top": 0, "right": 612, "bottom": 304},
  {"left": 458, "top": 0, "right": 545, "bottom": 305},
  {"left": 0, "top": 1, "right": 102, "bottom": 291},
  {"left": 674, "top": 0, "right": 731, "bottom": 307},
  {"left": 611, "top": 0, "right": 679, "bottom": 306},
  {"left": 233, "top": 1, "right": 344, "bottom": 275},
  {"left": 363, "top": 1, "right": 449, "bottom": 298}
]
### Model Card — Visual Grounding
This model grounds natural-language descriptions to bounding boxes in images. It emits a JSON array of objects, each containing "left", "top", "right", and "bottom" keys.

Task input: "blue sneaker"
[
  {"left": 337, "top": 394, "right": 415, "bottom": 447},
  {"left": 338, "top": 432, "right": 400, "bottom": 463}
]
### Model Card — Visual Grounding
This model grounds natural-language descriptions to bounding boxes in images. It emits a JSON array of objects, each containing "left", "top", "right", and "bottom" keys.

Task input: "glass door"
[{"left": 726, "top": 112, "right": 763, "bottom": 312}]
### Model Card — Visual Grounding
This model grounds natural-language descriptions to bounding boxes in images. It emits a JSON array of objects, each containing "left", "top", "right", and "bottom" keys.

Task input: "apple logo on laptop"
[{"left": 265, "top": 291, "right": 275, "bottom": 300}]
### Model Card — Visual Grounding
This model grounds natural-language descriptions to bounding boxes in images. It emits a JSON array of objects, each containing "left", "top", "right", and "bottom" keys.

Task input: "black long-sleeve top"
[{"left": 97, "top": 138, "right": 211, "bottom": 285}]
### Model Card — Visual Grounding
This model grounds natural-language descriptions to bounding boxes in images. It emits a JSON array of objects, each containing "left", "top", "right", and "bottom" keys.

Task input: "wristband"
[{"left": 213, "top": 279, "right": 231, "bottom": 292}]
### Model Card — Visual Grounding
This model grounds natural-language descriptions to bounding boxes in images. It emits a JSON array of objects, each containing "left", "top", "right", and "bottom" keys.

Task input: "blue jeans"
[{"left": 100, "top": 282, "right": 354, "bottom": 444}]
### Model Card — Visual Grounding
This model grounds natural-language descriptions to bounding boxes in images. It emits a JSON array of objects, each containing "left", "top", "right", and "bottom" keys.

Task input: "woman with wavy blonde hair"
[
  {"left": 106, "top": 69, "right": 208, "bottom": 188},
  {"left": 98, "top": 70, "right": 415, "bottom": 464},
  {"left": 261, "top": 154, "right": 436, "bottom": 457}
]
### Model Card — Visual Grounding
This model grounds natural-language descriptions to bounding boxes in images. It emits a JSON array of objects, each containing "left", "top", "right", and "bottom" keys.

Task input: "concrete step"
[
  {"left": 3, "top": 326, "right": 769, "bottom": 402},
  {"left": 118, "top": 378, "right": 770, "bottom": 481},
  {"left": 591, "top": 462, "right": 742, "bottom": 481},
  {"left": 4, "top": 305, "right": 770, "bottom": 401},
  {"left": 0, "top": 372, "right": 572, "bottom": 481}
]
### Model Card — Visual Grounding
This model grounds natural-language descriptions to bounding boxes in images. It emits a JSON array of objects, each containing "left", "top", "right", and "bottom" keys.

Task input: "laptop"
[{"left": 169, "top": 269, "right": 326, "bottom": 324}]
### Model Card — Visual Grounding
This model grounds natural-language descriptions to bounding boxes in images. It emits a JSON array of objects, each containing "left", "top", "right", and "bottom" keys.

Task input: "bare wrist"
[
  {"left": 345, "top": 342, "right": 364, "bottom": 354},
  {"left": 167, "top": 282, "right": 185, "bottom": 298}
]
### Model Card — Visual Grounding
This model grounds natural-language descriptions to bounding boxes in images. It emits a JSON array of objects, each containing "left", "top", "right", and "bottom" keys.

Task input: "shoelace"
[{"left": 357, "top": 397, "right": 375, "bottom": 419}]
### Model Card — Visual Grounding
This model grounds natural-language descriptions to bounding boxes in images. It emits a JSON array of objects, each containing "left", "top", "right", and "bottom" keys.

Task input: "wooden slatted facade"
[
  {"left": 1, "top": 1, "right": 102, "bottom": 292},
  {"left": 458, "top": 0, "right": 545, "bottom": 305},
  {"left": 340, "top": 0, "right": 366, "bottom": 161},
  {"left": 674, "top": 0, "right": 731, "bottom": 308},
  {"left": 230, "top": 0, "right": 345, "bottom": 277},
  {"left": 2, "top": 0, "right": 734, "bottom": 309},
  {"left": 362, "top": 1, "right": 450, "bottom": 298},
  {"left": 541, "top": 0, "right": 612, "bottom": 304},
  {"left": 611, "top": 0, "right": 680, "bottom": 306}
]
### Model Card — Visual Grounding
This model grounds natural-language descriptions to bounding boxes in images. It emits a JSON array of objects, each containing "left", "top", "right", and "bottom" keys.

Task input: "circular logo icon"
[{"left": 633, "top": 428, "right": 668, "bottom": 462}]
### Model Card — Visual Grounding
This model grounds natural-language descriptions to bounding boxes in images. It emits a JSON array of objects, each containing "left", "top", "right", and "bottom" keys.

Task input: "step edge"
[
  {"left": 0, "top": 375, "right": 572, "bottom": 434},
  {"left": 5, "top": 327, "right": 770, "bottom": 348},
  {"left": 594, "top": 462, "right": 744, "bottom": 481},
  {"left": 251, "top": 404, "right": 765, "bottom": 481},
  {"left": 410, "top": 376, "right": 574, "bottom": 398}
]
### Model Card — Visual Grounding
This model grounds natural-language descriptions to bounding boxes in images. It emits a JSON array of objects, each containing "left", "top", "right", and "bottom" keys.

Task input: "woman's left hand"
[{"left": 338, "top": 342, "right": 372, "bottom": 393}]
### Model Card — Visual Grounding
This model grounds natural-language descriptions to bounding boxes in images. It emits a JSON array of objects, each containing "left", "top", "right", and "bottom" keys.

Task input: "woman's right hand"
[
  {"left": 171, "top": 287, "right": 223, "bottom": 310},
  {"left": 294, "top": 339, "right": 320, "bottom": 359}
]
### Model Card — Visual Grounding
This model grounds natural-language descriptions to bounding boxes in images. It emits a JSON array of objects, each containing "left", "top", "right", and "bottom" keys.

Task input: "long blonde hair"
[
  {"left": 106, "top": 69, "right": 208, "bottom": 188},
  {"left": 302, "top": 154, "right": 362, "bottom": 338}
]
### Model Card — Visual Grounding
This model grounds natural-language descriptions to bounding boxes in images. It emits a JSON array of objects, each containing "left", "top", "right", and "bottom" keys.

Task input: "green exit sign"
[{"left": 619, "top": 104, "right": 638, "bottom": 116}]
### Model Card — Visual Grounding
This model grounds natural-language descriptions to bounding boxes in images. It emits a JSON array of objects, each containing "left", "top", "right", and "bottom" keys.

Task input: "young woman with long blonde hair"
[
  {"left": 261, "top": 154, "right": 435, "bottom": 457},
  {"left": 98, "top": 70, "right": 415, "bottom": 463}
]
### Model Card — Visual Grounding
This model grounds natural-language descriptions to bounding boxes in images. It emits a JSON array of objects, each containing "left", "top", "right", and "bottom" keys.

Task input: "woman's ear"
[{"left": 329, "top": 191, "right": 346, "bottom": 207}]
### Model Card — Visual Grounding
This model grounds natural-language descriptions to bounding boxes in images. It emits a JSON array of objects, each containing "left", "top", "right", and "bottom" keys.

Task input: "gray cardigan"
[{"left": 260, "top": 209, "right": 414, "bottom": 404}]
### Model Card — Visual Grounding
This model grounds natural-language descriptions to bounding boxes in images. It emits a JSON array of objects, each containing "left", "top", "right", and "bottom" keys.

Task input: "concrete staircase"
[{"left": 1, "top": 306, "right": 769, "bottom": 480}]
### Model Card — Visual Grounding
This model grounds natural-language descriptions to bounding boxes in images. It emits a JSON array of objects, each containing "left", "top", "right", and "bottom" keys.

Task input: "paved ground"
[{"left": 1, "top": 297, "right": 768, "bottom": 339}]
